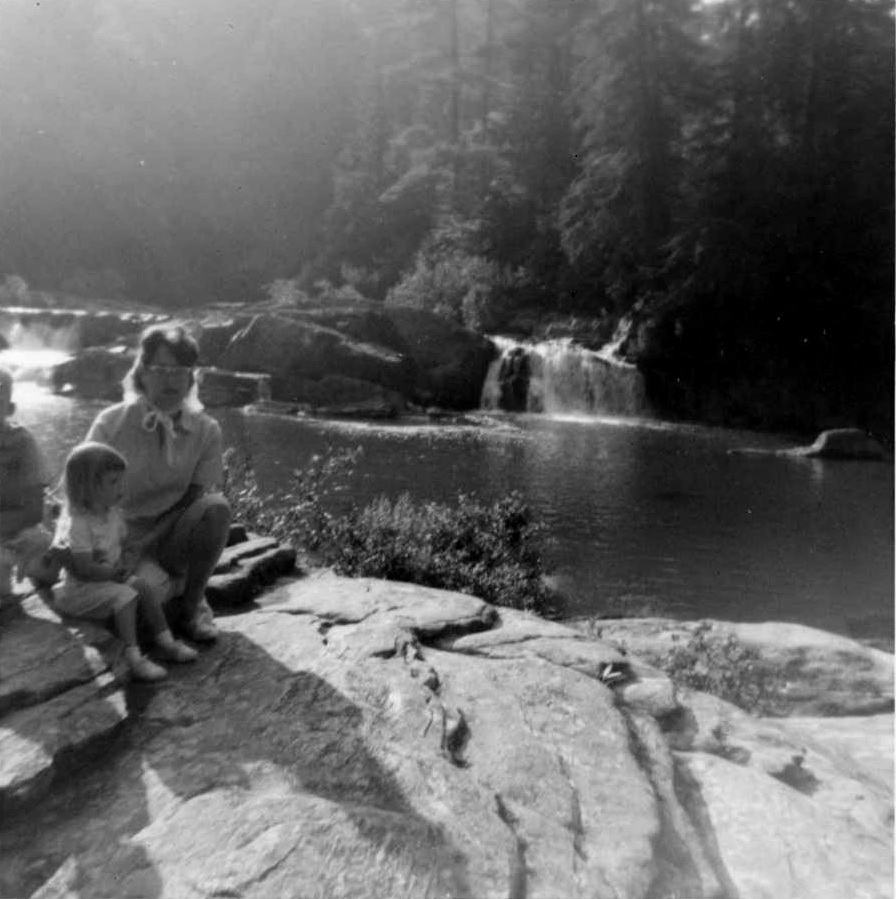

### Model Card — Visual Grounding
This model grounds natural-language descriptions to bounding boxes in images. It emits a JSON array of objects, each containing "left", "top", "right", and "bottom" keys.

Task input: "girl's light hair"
[
  {"left": 63, "top": 441, "right": 127, "bottom": 513},
  {"left": 122, "top": 323, "right": 203, "bottom": 412}
]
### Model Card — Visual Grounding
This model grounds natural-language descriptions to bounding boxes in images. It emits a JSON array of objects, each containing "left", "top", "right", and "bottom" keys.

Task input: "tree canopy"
[{"left": 1, "top": 0, "right": 892, "bottom": 429}]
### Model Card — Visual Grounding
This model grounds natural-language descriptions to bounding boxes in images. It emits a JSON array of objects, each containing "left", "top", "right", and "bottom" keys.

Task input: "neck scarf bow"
[{"left": 141, "top": 403, "right": 182, "bottom": 466}]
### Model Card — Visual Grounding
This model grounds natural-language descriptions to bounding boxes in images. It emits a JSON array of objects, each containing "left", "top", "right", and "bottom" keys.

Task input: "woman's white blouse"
[{"left": 86, "top": 398, "right": 224, "bottom": 523}]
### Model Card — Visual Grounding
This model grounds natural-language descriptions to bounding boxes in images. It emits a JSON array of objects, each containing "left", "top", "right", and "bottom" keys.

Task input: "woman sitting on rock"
[{"left": 85, "top": 324, "right": 231, "bottom": 643}]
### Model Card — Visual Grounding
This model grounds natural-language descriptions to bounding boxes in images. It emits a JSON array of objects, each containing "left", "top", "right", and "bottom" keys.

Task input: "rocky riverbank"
[
  {"left": 1, "top": 558, "right": 891, "bottom": 899},
  {"left": 1, "top": 303, "right": 496, "bottom": 416},
  {"left": 3, "top": 302, "right": 892, "bottom": 443}
]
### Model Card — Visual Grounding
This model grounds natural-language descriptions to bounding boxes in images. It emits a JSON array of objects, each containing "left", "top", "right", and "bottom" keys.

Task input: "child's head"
[
  {"left": 0, "top": 367, "right": 14, "bottom": 421},
  {"left": 63, "top": 441, "right": 127, "bottom": 513}
]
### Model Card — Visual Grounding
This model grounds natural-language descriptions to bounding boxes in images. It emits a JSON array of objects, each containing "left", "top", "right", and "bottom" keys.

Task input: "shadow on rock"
[{"left": 1, "top": 628, "right": 471, "bottom": 899}]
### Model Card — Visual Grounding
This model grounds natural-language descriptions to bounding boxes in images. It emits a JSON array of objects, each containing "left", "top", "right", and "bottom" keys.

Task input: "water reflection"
[
  {"left": 0, "top": 347, "right": 71, "bottom": 385},
  {"left": 7, "top": 370, "right": 893, "bottom": 644}
]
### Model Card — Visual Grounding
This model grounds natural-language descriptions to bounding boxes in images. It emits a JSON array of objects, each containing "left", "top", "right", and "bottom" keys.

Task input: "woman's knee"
[
  {"left": 129, "top": 575, "right": 155, "bottom": 599},
  {"left": 198, "top": 495, "right": 231, "bottom": 538}
]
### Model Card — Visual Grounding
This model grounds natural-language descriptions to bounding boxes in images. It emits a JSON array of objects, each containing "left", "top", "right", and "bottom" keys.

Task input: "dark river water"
[{"left": 12, "top": 377, "right": 893, "bottom": 644}]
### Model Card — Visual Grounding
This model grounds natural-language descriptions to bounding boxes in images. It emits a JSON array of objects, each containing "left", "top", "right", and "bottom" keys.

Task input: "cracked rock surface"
[{"left": 0, "top": 570, "right": 892, "bottom": 899}]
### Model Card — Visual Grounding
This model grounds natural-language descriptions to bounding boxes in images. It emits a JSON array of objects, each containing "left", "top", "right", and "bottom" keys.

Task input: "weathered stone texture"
[{"left": 0, "top": 576, "right": 891, "bottom": 899}]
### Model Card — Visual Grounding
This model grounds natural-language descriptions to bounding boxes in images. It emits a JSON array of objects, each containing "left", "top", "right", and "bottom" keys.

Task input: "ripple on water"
[{"left": 6, "top": 377, "right": 893, "bottom": 640}]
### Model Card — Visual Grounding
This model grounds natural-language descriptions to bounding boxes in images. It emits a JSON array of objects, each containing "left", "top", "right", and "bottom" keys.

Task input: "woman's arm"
[{"left": 168, "top": 483, "right": 205, "bottom": 515}]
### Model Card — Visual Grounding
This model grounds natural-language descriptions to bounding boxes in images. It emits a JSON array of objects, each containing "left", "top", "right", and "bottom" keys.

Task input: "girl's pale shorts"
[{"left": 53, "top": 578, "right": 139, "bottom": 620}]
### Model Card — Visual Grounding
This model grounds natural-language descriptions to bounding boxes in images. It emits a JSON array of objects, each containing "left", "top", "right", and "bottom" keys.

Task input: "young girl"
[{"left": 52, "top": 441, "right": 198, "bottom": 681}]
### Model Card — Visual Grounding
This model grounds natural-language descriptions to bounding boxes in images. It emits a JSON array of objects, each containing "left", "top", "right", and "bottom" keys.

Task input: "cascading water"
[
  {"left": 0, "top": 315, "right": 77, "bottom": 381},
  {"left": 480, "top": 334, "right": 650, "bottom": 418}
]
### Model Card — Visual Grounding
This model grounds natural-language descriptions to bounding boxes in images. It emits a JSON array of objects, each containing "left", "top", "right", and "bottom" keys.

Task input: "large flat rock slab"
[
  {"left": 581, "top": 616, "right": 894, "bottom": 715},
  {"left": 0, "top": 597, "right": 127, "bottom": 813},
  {"left": 261, "top": 571, "right": 498, "bottom": 636},
  {"left": 773, "top": 713, "right": 895, "bottom": 793},
  {"left": 443, "top": 607, "right": 678, "bottom": 717},
  {"left": 1, "top": 576, "right": 891, "bottom": 899},
  {"left": 0, "top": 597, "right": 119, "bottom": 716},
  {"left": 0, "top": 674, "right": 127, "bottom": 813},
  {"left": 1, "top": 598, "right": 662, "bottom": 899},
  {"left": 677, "top": 751, "right": 892, "bottom": 899},
  {"left": 667, "top": 689, "right": 894, "bottom": 838}
]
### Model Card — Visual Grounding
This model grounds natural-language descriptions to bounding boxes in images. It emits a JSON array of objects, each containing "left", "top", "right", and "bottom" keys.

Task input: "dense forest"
[{"left": 1, "top": 0, "right": 892, "bottom": 431}]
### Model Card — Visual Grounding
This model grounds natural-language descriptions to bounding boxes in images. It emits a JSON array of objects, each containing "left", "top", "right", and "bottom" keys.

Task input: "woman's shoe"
[
  {"left": 183, "top": 618, "right": 219, "bottom": 643},
  {"left": 130, "top": 655, "right": 168, "bottom": 682},
  {"left": 156, "top": 639, "right": 199, "bottom": 663}
]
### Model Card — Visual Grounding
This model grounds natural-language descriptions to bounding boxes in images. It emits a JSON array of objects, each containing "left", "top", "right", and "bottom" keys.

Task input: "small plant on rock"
[
  {"left": 222, "top": 446, "right": 359, "bottom": 553},
  {"left": 657, "top": 622, "right": 786, "bottom": 715}
]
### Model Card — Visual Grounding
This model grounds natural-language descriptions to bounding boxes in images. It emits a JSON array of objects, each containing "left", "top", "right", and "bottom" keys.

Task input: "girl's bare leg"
[
  {"left": 132, "top": 577, "right": 198, "bottom": 663},
  {"left": 113, "top": 598, "right": 140, "bottom": 648},
  {"left": 114, "top": 597, "right": 168, "bottom": 681}
]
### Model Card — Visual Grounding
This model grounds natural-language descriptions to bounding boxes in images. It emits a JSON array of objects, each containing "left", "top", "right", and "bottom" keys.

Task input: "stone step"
[
  {"left": 226, "top": 523, "right": 249, "bottom": 545},
  {"left": 206, "top": 545, "right": 298, "bottom": 608},
  {"left": 213, "top": 536, "right": 280, "bottom": 575}
]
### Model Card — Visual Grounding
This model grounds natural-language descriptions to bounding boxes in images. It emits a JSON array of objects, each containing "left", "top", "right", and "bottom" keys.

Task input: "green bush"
[
  {"left": 222, "top": 446, "right": 358, "bottom": 552},
  {"left": 383, "top": 217, "right": 517, "bottom": 330},
  {"left": 223, "top": 448, "right": 553, "bottom": 614},
  {"left": 328, "top": 492, "right": 551, "bottom": 613},
  {"left": 656, "top": 623, "right": 785, "bottom": 715}
]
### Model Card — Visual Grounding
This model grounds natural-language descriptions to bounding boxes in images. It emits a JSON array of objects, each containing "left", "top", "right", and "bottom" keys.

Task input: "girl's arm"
[{"left": 66, "top": 551, "right": 117, "bottom": 582}]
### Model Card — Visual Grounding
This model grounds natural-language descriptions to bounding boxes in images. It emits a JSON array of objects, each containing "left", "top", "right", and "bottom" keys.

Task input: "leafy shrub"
[
  {"left": 0, "top": 274, "right": 32, "bottom": 306},
  {"left": 222, "top": 447, "right": 553, "bottom": 613},
  {"left": 656, "top": 623, "right": 785, "bottom": 715},
  {"left": 328, "top": 492, "right": 552, "bottom": 613},
  {"left": 222, "top": 446, "right": 359, "bottom": 552},
  {"left": 263, "top": 278, "right": 311, "bottom": 307},
  {"left": 384, "top": 217, "right": 516, "bottom": 329},
  {"left": 386, "top": 247, "right": 500, "bottom": 324}
]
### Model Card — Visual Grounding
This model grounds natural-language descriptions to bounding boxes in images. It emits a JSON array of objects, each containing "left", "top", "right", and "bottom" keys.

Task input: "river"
[{"left": 8, "top": 368, "right": 892, "bottom": 646}]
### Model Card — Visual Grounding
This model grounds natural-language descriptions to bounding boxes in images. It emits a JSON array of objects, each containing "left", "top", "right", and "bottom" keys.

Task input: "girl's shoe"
[
  {"left": 129, "top": 655, "right": 168, "bottom": 682},
  {"left": 156, "top": 639, "right": 199, "bottom": 663}
]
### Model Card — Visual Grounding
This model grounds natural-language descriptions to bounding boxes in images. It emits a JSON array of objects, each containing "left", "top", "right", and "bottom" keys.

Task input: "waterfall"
[{"left": 480, "top": 336, "right": 650, "bottom": 418}]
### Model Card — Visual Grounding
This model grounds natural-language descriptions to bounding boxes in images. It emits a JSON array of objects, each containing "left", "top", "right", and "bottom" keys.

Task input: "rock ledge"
[{"left": 0, "top": 573, "right": 891, "bottom": 899}]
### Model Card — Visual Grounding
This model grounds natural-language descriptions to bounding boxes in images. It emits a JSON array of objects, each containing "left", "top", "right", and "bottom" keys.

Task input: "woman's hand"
[
  {"left": 68, "top": 552, "right": 119, "bottom": 583},
  {"left": 113, "top": 557, "right": 136, "bottom": 582}
]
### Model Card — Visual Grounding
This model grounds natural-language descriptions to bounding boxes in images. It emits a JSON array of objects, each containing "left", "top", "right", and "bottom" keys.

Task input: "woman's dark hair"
[
  {"left": 126, "top": 324, "right": 200, "bottom": 396},
  {"left": 63, "top": 441, "right": 127, "bottom": 513}
]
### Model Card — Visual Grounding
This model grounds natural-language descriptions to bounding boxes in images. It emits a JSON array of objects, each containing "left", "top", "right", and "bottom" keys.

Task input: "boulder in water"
[
  {"left": 801, "top": 428, "right": 886, "bottom": 460},
  {"left": 730, "top": 427, "right": 888, "bottom": 462},
  {"left": 383, "top": 307, "right": 495, "bottom": 409},
  {"left": 49, "top": 346, "right": 133, "bottom": 400},
  {"left": 194, "top": 315, "right": 253, "bottom": 367},
  {"left": 197, "top": 367, "right": 271, "bottom": 407},
  {"left": 217, "top": 313, "right": 415, "bottom": 402}
]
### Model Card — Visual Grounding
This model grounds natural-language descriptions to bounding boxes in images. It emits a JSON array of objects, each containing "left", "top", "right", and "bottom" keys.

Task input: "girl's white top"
[{"left": 53, "top": 506, "right": 127, "bottom": 577}]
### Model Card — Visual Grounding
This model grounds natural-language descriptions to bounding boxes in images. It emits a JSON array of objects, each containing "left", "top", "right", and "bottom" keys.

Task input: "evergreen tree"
[{"left": 559, "top": 0, "right": 704, "bottom": 313}]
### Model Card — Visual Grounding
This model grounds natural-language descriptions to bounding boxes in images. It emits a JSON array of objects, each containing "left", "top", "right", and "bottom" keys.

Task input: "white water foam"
[{"left": 480, "top": 336, "right": 650, "bottom": 418}]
